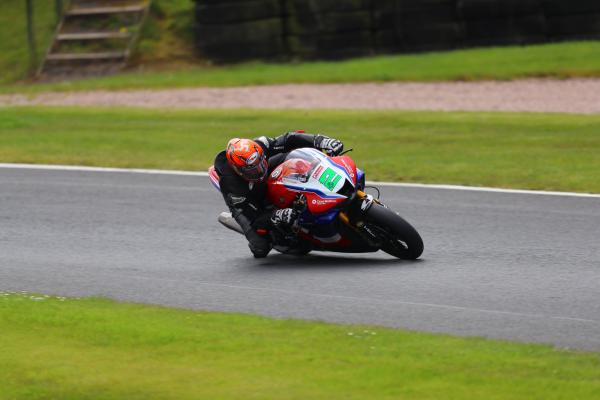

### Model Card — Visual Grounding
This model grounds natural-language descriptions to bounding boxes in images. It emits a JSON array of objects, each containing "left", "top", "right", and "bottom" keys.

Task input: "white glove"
[
  {"left": 271, "top": 208, "right": 298, "bottom": 227},
  {"left": 317, "top": 136, "right": 344, "bottom": 156}
]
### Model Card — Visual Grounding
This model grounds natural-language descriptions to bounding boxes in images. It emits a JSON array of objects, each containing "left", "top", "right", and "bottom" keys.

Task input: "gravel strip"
[{"left": 2, "top": 79, "right": 600, "bottom": 114}]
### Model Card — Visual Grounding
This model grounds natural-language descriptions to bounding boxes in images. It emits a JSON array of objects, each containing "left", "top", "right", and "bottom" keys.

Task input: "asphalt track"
[{"left": 1, "top": 166, "right": 599, "bottom": 351}]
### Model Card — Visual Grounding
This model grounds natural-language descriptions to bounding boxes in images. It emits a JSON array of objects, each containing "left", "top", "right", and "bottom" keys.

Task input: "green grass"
[
  {"left": 1, "top": 107, "right": 599, "bottom": 193},
  {"left": 136, "top": 0, "right": 196, "bottom": 65},
  {"left": 1, "top": 292, "right": 599, "bottom": 400},
  {"left": 4, "top": 40, "right": 600, "bottom": 93},
  {"left": 0, "top": 0, "right": 57, "bottom": 84}
]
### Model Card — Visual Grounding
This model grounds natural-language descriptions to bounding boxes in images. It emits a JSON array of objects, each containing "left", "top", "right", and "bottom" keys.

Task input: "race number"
[{"left": 318, "top": 167, "right": 341, "bottom": 191}]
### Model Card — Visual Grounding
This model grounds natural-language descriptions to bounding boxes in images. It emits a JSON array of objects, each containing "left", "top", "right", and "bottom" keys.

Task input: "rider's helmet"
[{"left": 226, "top": 138, "right": 268, "bottom": 182}]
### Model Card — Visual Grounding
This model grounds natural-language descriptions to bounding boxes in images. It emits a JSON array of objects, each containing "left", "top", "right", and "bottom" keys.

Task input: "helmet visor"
[{"left": 237, "top": 157, "right": 268, "bottom": 182}]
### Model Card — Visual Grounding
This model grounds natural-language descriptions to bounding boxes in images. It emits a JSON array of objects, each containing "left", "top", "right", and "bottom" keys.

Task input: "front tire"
[{"left": 364, "top": 203, "right": 424, "bottom": 260}]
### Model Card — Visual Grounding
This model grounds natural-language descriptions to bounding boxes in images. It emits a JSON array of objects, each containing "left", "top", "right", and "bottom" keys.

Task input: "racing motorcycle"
[{"left": 208, "top": 147, "right": 423, "bottom": 259}]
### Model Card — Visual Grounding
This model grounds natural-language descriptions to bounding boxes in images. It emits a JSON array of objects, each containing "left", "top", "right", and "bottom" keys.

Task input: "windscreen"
[
  {"left": 277, "top": 148, "right": 324, "bottom": 184},
  {"left": 284, "top": 148, "right": 324, "bottom": 164}
]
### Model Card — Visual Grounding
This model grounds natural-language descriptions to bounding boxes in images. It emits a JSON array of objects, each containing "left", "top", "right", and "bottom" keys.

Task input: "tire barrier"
[
  {"left": 547, "top": 14, "right": 600, "bottom": 41},
  {"left": 195, "top": 0, "right": 282, "bottom": 25},
  {"left": 194, "top": 0, "right": 285, "bottom": 62},
  {"left": 288, "top": 30, "right": 374, "bottom": 59},
  {"left": 543, "top": 0, "right": 600, "bottom": 16},
  {"left": 457, "top": 0, "right": 544, "bottom": 20},
  {"left": 395, "top": 0, "right": 464, "bottom": 52},
  {"left": 464, "top": 14, "right": 547, "bottom": 47},
  {"left": 194, "top": 0, "right": 600, "bottom": 63},
  {"left": 458, "top": 0, "right": 546, "bottom": 46},
  {"left": 543, "top": 0, "right": 600, "bottom": 40},
  {"left": 285, "top": 0, "right": 371, "bottom": 15},
  {"left": 286, "top": 11, "right": 372, "bottom": 36},
  {"left": 196, "top": 18, "right": 286, "bottom": 62}
]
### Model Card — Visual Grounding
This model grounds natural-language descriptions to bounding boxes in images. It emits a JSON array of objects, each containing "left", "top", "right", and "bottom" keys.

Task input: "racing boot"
[{"left": 248, "top": 232, "right": 271, "bottom": 258}]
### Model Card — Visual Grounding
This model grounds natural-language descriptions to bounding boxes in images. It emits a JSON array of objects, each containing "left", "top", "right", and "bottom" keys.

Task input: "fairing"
[
  {"left": 267, "top": 148, "right": 357, "bottom": 214},
  {"left": 208, "top": 165, "right": 220, "bottom": 190}
]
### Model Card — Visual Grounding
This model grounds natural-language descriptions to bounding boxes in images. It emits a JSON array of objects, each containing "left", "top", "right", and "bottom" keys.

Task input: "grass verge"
[
  {"left": 3, "top": 40, "right": 600, "bottom": 93},
  {"left": 0, "top": 0, "right": 56, "bottom": 85},
  {"left": 1, "top": 292, "right": 599, "bottom": 400},
  {"left": 1, "top": 107, "right": 599, "bottom": 193}
]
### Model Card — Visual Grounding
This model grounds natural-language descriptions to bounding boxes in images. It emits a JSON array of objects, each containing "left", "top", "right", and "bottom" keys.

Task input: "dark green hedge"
[{"left": 194, "top": 0, "right": 600, "bottom": 62}]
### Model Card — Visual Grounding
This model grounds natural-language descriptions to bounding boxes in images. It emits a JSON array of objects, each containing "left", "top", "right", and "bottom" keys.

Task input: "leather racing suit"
[{"left": 213, "top": 131, "right": 343, "bottom": 257}]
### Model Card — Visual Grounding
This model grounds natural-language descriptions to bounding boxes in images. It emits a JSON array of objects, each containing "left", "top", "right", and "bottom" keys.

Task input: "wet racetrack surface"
[{"left": 1, "top": 167, "right": 599, "bottom": 350}]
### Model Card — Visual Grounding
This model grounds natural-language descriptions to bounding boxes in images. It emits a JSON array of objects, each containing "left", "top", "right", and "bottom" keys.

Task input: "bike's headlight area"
[{"left": 338, "top": 179, "right": 356, "bottom": 198}]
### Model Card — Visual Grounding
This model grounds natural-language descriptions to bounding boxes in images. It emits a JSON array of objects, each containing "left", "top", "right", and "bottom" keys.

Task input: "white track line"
[
  {"left": 1, "top": 163, "right": 599, "bottom": 199},
  {"left": 364, "top": 181, "right": 600, "bottom": 198},
  {"left": 0, "top": 163, "right": 204, "bottom": 176}
]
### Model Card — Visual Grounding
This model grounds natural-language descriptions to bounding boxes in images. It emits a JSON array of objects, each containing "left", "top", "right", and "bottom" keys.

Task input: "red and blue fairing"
[
  {"left": 266, "top": 148, "right": 357, "bottom": 214},
  {"left": 208, "top": 165, "right": 221, "bottom": 190},
  {"left": 266, "top": 148, "right": 361, "bottom": 246}
]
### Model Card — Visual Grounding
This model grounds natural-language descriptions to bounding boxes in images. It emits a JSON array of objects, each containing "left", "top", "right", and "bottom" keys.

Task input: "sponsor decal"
[
  {"left": 246, "top": 152, "right": 259, "bottom": 165},
  {"left": 311, "top": 198, "right": 337, "bottom": 206},
  {"left": 363, "top": 225, "right": 377, "bottom": 238},
  {"left": 360, "top": 199, "right": 369, "bottom": 211},
  {"left": 340, "top": 158, "right": 355, "bottom": 178},
  {"left": 271, "top": 166, "right": 282, "bottom": 179},
  {"left": 360, "top": 194, "right": 374, "bottom": 211},
  {"left": 312, "top": 165, "right": 324, "bottom": 179}
]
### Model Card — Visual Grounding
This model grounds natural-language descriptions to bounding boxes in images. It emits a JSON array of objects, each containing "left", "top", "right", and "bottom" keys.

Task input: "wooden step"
[
  {"left": 39, "top": 1, "right": 150, "bottom": 78},
  {"left": 46, "top": 51, "right": 128, "bottom": 61},
  {"left": 66, "top": 5, "right": 145, "bottom": 16},
  {"left": 57, "top": 31, "right": 131, "bottom": 40}
]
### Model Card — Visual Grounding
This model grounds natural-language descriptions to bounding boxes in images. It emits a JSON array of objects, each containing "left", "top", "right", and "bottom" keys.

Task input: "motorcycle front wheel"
[{"left": 364, "top": 203, "right": 424, "bottom": 260}]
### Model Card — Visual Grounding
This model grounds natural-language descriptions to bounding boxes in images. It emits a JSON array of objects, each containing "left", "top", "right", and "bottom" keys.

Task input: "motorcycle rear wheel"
[{"left": 364, "top": 203, "right": 424, "bottom": 260}]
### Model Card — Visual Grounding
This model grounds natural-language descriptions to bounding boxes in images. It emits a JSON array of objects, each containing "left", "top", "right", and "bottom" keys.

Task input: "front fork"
[{"left": 338, "top": 190, "right": 382, "bottom": 247}]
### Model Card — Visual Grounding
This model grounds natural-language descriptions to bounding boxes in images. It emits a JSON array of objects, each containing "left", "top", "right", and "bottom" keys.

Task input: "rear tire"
[{"left": 364, "top": 203, "right": 424, "bottom": 260}]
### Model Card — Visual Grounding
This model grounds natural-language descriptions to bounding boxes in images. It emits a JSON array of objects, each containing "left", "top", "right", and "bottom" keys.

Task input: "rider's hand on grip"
[
  {"left": 316, "top": 135, "right": 344, "bottom": 156},
  {"left": 271, "top": 208, "right": 298, "bottom": 228}
]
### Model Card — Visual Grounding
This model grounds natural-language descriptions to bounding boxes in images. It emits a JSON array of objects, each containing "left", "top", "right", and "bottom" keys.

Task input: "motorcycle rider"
[{"left": 213, "top": 131, "right": 344, "bottom": 258}]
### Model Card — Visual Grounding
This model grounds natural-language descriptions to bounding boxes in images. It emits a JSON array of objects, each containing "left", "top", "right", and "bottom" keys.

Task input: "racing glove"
[
  {"left": 315, "top": 135, "right": 344, "bottom": 156},
  {"left": 270, "top": 208, "right": 299, "bottom": 228}
]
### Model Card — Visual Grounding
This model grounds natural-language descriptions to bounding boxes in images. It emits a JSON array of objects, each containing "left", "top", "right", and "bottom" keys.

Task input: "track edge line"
[{"left": 1, "top": 163, "right": 599, "bottom": 198}]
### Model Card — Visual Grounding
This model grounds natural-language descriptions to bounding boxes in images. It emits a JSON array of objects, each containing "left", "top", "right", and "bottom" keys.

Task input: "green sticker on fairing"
[{"left": 319, "top": 167, "right": 342, "bottom": 191}]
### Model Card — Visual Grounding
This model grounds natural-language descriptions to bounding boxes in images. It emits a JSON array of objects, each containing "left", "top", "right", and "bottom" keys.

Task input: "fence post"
[{"left": 25, "top": 0, "right": 38, "bottom": 72}]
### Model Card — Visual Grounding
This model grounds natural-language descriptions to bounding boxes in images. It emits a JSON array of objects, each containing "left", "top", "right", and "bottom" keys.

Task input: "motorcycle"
[{"left": 208, "top": 147, "right": 423, "bottom": 259}]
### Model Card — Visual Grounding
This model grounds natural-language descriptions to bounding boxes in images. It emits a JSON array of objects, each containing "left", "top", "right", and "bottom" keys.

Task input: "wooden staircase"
[{"left": 39, "top": 0, "right": 150, "bottom": 80}]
